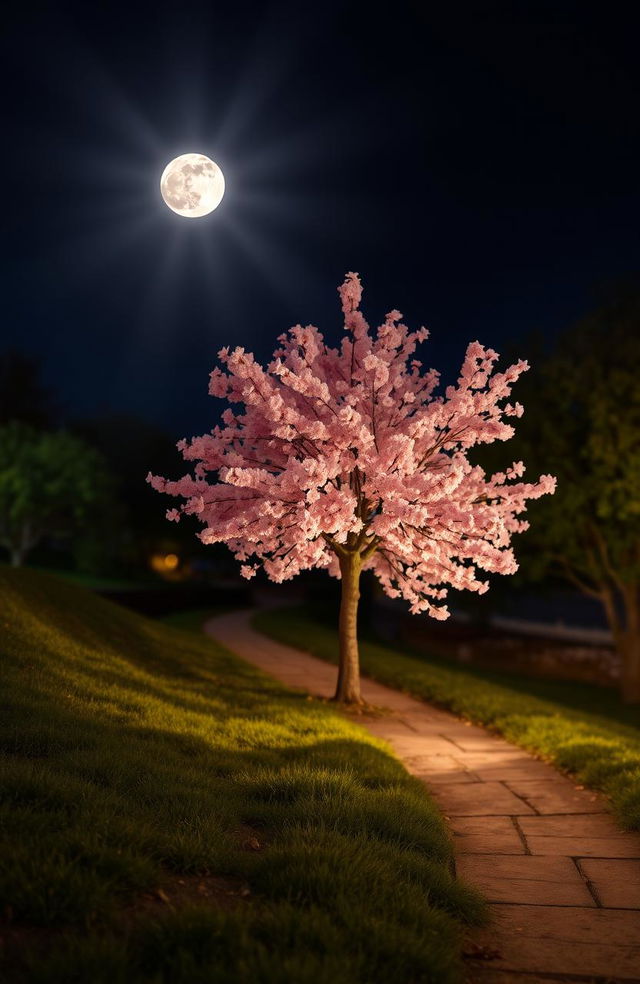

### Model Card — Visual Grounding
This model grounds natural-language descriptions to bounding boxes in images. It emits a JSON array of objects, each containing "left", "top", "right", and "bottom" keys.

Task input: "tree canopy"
[
  {"left": 505, "top": 286, "right": 640, "bottom": 700},
  {"left": 0, "top": 423, "right": 117, "bottom": 567}
]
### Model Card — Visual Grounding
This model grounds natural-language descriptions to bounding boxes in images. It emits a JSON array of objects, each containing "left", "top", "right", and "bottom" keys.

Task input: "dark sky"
[{"left": 1, "top": 0, "right": 639, "bottom": 440}]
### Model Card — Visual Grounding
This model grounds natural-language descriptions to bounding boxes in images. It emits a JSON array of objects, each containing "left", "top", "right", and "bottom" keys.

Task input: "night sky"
[{"left": 2, "top": 1, "right": 639, "bottom": 441}]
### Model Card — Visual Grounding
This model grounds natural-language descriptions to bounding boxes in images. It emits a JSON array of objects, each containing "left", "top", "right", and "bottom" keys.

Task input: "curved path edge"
[{"left": 205, "top": 609, "right": 640, "bottom": 984}]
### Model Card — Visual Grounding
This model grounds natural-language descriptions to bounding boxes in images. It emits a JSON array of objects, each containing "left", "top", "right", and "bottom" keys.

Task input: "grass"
[
  {"left": 0, "top": 570, "right": 484, "bottom": 984},
  {"left": 253, "top": 604, "right": 640, "bottom": 831}
]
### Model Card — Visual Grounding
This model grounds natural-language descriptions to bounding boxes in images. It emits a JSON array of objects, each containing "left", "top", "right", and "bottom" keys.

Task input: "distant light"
[
  {"left": 160, "top": 153, "right": 225, "bottom": 218},
  {"left": 150, "top": 552, "right": 180, "bottom": 576}
]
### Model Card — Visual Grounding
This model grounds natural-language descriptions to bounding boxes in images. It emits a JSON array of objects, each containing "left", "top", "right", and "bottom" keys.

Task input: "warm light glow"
[
  {"left": 160, "top": 153, "right": 225, "bottom": 217},
  {"left": 150, "top": 552, "right": 180, "bottom": 576}
]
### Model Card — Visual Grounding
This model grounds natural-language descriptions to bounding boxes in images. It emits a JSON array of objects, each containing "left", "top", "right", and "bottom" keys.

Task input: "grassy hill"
[{"left": 0, "top": 569, "right": 483, "bottom": 983}]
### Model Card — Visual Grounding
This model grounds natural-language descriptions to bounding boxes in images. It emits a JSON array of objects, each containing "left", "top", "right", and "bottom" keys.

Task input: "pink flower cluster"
[{"left": 149, "top": 273, "right": 555, "bottom": 617}]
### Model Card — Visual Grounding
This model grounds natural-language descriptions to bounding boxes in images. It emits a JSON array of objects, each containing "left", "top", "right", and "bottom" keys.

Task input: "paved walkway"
[{"left": 205, "top": 610, "right": 640, "bottom": 983}]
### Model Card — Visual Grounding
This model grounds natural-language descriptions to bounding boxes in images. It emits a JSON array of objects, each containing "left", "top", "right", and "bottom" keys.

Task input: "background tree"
[
  {"left": 150, "top": 273, "right": 554, "bottom": 703},
  {"left": 0, "top": 423, "right": 118, "bottom": 568},
  {"left": 502, "top": 286, "right": 640, "bottom": 703}
]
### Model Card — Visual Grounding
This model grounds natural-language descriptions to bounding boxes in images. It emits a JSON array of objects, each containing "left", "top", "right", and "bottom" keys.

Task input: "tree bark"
[
  {"left": 620, "top": 586, "right": 640, "bottom": 704},
  {"left": 600, "top": 583, "right": 640, "bottom": 704},
  {"left": 10, "top": 547, "right": 25, "bottom": 567},
  {"left": 620, "top": 634, "right": 640, "bottom": 704},
  {"left": 6, "top": 522, "right": 38, "bottom": 568},
  {"left": 334, "top": 551, "right": 363, "bottom": 703}
]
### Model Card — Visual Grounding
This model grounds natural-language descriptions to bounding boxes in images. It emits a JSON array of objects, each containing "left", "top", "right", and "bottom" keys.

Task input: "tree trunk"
[
  {"left": 10, "top": 547, "right": 25, "bottom": 567},
  {"left": 621, "top": 637, "right": 640, "bottom": 703},
  {"left": 334, "top": 551, "right": 363, "bottom": 703},
  {"left": 7, "top": 522, "right": 37, "bottom": 568},
  {"left": 618, "top": 586, "right": 640, "bottom": 704},
  {"left": 620, "top": 633, "right": 640, "bottom": 704},
  {"left": 598, "top": 584, "right": 639, "bottom": 704}
]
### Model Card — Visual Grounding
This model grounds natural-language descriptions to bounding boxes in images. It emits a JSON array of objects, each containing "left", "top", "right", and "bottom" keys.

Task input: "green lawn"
[
  {"left": 253, "top": 604, "right": 640, "bottom": 831},
  {"left": 0, "top": 570, "right": 484, "bottom": 984}
]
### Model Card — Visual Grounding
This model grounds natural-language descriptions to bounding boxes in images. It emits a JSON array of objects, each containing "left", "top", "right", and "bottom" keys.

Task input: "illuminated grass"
[
  {"left": 0, "top": 570, "right": 483, "bottom": 983},
  {"left": 253, "top": 605, "right": 640, "bottom": 830}
]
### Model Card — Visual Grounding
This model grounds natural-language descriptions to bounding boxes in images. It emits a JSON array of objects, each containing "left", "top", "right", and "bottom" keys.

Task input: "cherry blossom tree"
[{"left": 149, "top": 274, "right": 555, "bottom": 703}]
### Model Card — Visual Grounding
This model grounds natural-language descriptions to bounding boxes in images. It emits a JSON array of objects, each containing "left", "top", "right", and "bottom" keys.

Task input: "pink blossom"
[{"left": 149, "top": 273, "right": 555, "bottom": 619}]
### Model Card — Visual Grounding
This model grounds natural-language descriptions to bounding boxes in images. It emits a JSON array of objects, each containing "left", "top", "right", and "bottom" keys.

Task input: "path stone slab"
[
  {"left": 403, "top": 753, "right": 466, "bottom": 772},
  {"left": 385, "top": 736, "right": 464, "bottom": 758},
  {"left": 467, "top": 904, "right": 640, "bottom": 977},
  {"left": 459, "top": 854, "right": 584, "bottom": 882},
  {"left": 457, "top": 855, "right": 595, "bottom": 906},
  {"left": 470, "top": 762, "right": 566, "bottom": 783},
  {"left": 451, "top": 817, "right": 525, "bottom": 854},
  {"left": 579, "top": 858, "right": 640, "bottom": 908},
  {"left": 528, "top": 834, "right": 640, "bottom": 858},
  {"left": 438, "top": 734, "right": 517, "bottom": 753},
  {"left": 402, "top": 709, "right": 457, "bottom": 726},
  {"left": 452, "top": 749, "right": 534, "bottom": 764},
  {"left": 361, "top": 720, "right": 420, "bottom": 738},
  {"left": 504, "top": 778, "right": 608, "bottom": 815},
  {"left": 360, "top": 689, "right": 420, "bottom": 711},
  {"left": 431, "top": 781, "right": 535, "bottom": 816},
  {"left": 467, "top": 937, "right": 640, "bottom": 979},
  {"left": 461, "top": 874, "right": 593, "bottom": 906},
  {"left": 403, "top": 754, "right": 479, "bottom": 784},
  {"left": 384, "top": 718, "right": 448, "bottom": 733},
  {"left": 424, "top": 770, "right": 481, "bottom": 785},
  {"left": 518, "top": 814, "right": 626, "bottom": 838}
]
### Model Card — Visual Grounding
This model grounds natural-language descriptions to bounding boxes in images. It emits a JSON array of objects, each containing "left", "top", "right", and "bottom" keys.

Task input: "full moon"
[{"left": 160, "top": 153, "right": 225, "bottom": 218}]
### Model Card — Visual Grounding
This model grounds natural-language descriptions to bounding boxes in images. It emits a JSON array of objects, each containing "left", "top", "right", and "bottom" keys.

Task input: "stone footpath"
[{"left": 205, "top": 610, "right": 640, "bottom": 984}]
